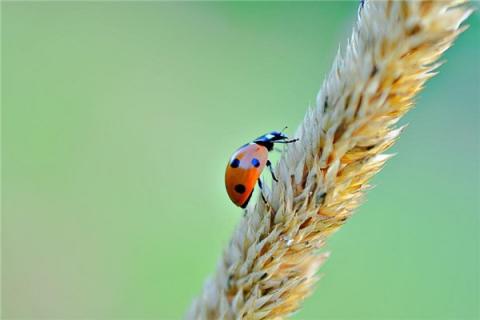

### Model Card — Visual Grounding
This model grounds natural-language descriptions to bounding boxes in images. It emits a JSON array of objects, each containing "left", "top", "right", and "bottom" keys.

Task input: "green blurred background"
[{"left": 2, "top": 2, "right": 479, "bottom": 319}]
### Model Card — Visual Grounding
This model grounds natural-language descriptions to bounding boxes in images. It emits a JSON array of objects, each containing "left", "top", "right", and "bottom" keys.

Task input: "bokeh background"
[{"left": 2, "top": 2, "right": 479, "bottom": 319}]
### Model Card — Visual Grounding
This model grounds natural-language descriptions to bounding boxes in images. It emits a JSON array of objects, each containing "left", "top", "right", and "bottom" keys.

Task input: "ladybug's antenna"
[{"left": 281, "top": 126, "right": 288, "bottom": 133}]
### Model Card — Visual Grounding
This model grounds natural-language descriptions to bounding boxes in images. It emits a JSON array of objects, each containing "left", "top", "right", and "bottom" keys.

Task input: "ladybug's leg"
[
  {"left": 266, "top": 160, "right": 278, "bottom": 182},
  {"left": 257, "top": 179, "right": 267, "bottom": 204},
  {"left": 274, "top": 138, "right": 299, "bottom": 144}
]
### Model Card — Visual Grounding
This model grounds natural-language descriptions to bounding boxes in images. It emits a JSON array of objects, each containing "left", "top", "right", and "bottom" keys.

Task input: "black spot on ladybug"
[
  {"left": 251, "top": 158, "right": 260, "bottom": 167},
  {"left": 230, "top": 158, "right": 240, "bottom": 168},
  {"left": 234, "top": 184, "right": 246, "bottom": 194}
]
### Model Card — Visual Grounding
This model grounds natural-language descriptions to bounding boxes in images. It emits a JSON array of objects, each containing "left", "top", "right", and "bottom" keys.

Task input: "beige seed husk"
[{"left": 187, "top": 1, "right": 472, "bottom": 319}]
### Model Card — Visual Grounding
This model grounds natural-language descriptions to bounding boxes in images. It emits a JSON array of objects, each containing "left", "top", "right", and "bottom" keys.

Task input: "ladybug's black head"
[{"left": 253, "top": 130, "right": 298, "bottom": 151}]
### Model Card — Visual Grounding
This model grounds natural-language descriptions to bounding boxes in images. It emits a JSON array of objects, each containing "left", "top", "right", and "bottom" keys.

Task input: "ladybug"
[{"left": 225, "top": 130, "right": 298, "bottom": 208}]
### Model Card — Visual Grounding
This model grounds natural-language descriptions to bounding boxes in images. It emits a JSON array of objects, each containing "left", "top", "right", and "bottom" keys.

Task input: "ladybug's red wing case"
[
  {"left": 225, "top": 144, "right": 268, "bottom": 207},
  {"left": 225, "top": 166, "right": 256, "bottom": 208}
]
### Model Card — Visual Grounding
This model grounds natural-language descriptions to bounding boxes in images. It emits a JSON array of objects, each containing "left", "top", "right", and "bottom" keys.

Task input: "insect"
[{"left": 225, "top": 130, "right": 298, "bottom": 208}]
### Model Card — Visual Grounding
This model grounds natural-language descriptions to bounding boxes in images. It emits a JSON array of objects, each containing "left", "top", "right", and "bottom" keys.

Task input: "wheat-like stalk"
[{"left": 187, "top": 1, "right": 472, "bottom": 319}]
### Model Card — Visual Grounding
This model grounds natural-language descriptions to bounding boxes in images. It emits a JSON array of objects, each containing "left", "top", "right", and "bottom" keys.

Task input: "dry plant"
[{"left": 187, "top": 1, "right": 472, "bottom": 319}]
